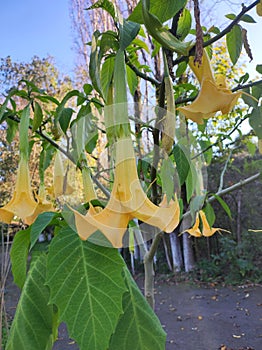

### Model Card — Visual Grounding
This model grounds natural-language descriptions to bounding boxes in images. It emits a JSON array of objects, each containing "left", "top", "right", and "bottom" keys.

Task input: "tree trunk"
[
  {"left": 169, "top": 231, "right": 183, "bottom": 272},
  {"left": 181, "top": 215, "right": 195, "bottom": 272}
]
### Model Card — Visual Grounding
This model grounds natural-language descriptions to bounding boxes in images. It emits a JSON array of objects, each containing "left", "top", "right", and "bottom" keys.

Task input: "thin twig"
[{"left": 173, "top": 0, "right": 260, "bottom": 66}]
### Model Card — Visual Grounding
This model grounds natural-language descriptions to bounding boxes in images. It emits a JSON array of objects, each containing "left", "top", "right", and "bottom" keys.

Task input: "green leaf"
[
  {"left": 177, "top": 8, "right": 192, "bottom": 41},
  {"left": 101, "top": 56, "right": 115, "bottom": 101},
  {"left": 252, "top": 83, "right": 262, "bottom": 101},
  {"left": 0, "top": 88, "right": 17, "bottom": 123},
  {"left": 225, "top": 13, "right": 236, "bottom": 20},
  {"left": 46, "top": 226, "right": 126, "bottom": 350},
  {"left": 83, "top": 83, "right": 93, "bottom": 96},
  {"left": 256, "top": 64, "right": 262, "bottom": 74},
  {"left": 6, "top": 254, "right": 57, "bottom": 350},
  {"left": 240, "top": 14, "right": 256, "bottom": 23},
  {"left": 129, "top": 0, "right": 187, "bottom": 24},
  {"left": 173, "top": 144, "right": 190, "bottom": 186},
  {"left": 126, "top": 65, "right": 138, "bottom": 96},
  {"left": 109, "top": 267, "right": 166, "bottom": 350},
  {"left": 119, "top": 19, "right": 140, "bottom": 51},
  {"left": 35, "top": 94, "right": 59, "bottom": 105},
  {"left": 185, "top": 166, "right": 194, "bottom": 203},
  {"left": 176, "top": 61, "right": 187, "bottom": 77},
  {"left": 59, "top": 107, "right": 74, "bottom": 134},
  {"left": 160, "top": 158, "right": 175, "bottom": 202},
  {"left": 199, "top": 140, "right": 213, "bottom": 165},
  {"left": 10, "top": 228, "right": 30, "bottom": 289},
  {"left": 86, "top": 0, "right": 115, "bottom": 20},
  {"left": 89, "top": 31, "right": 105, "bottom": 99},
  {"left": 203, "top": 202, "right": 216, "bottom": 227},
  {"left": 249, "top": 105, "right": 262, "bottom": 138},
  {"left": 55, "top": 90, "right": 81, "bottom": 123},
  {"left": 190, "top": 195, "right": 205, "bottom": 220},
  {"left": 6, "top": 118, "right": 18, "bottom": 144},
  {"left": 242, "top": 87, "right": 257, "bottom": 108},
  {"left": 32, "top": 101, "right": 43, "bottom": 132},
  {"left": 19, "top": 104, "right": 30, "bottom": 158},
  {"left": 212, "top": 194, "right": 232, "bottom": 220},
  {"left": 226, "top": 24, "right": 242, "bottom": 65},
  {"left": 30, "top": 212, "right": 58, "bottom": 250}
]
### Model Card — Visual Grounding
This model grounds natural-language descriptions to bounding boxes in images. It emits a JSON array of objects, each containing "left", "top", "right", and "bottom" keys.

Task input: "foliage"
[
  {"left": 1, "top": 0, "right": 262, "bottom": 349},
  {"left": 195, "top": 233, "right": 262, "bottom": 284}
]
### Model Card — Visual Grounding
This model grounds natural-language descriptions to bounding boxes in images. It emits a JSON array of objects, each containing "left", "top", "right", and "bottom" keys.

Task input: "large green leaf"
[
  {"left": 119, "top": 19, "right": 140, "bottom": 51},
  {"left": 226, "top": 24, "right": 242, "bottom": 65},
  {"left": 140, "top": 0, "right": 192, "bottom": 56},
  {"left": 249, "top": 105, "right": 262, "bottom": 138},
  {"left": 10, "top": 228, "right": 30, "bottom": 289},
  {"left": 173, "top": 144, "right": 190, "bottom": 186},
  {"left": 30, "top": 212, "right": 58, "bottom": 250},
  {"left": 109, "top": 267, "right": 166, "bottom": 350},
  {"left": 86, "top": 0, "right": 115, "bottom": 19},
  {"left": 160, "top": 157, "right": 175, "bottom": 202},
  {"left": 101, "top": 56, "right": 115, "bottom": 101},
  {"left": 177, "top": 8, "right": 192, "bottom": 40},
  {"left": 46, "top": 226, "right": 126, "bottom": 350},
  {"left": 126, "top": 65, "right": 138, "bottom": 96},
  {"left": 6, "top": 254, "right": 57, "bottom": 350},
  {"left": 129, "top": 0, "right": 187, "bottom": 24},
  {"left": 90, "top": 31, "right": 105, "bottom": 99}
]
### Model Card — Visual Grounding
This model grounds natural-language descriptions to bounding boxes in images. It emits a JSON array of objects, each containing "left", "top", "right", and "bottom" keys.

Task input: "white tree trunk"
[
  {"left": 169, "top": 231, "right": 183, "bottom": 272},
  {"left": 181, "top": 215, "right": 195, "bottom": 272}
]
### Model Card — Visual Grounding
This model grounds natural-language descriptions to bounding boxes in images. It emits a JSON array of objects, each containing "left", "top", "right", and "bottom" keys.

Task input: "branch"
[
  {"left": 173, "top": 0, "right": 260, "bottom": 66},
  {"left": 126, "top": 59, "right": 161, "bottom": 87},
  {"left": 6, "top": 114, "right": 110, "bottom": 198},
  {"left": 182, "top": 172, "right": 261, "bottom": 222}
]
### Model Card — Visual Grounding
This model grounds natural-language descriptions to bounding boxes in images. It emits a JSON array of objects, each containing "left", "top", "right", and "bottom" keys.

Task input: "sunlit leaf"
[
  {"left": 6, "top": 254, "right": 57, "bottom": 350},
  {"left": 160, "top": 158, "right": 175, "bottom": 202},
  {"left": 129, "top": 0, "right": 187, "bottom": 24},
  {"left": 46, "top": 226, "right": 126, "bottom": 350},
  {"left": 173, "top": 144, "right": 190, "bottom": 186},
  {"left": 86, "top": 0, "right": 115, "bottom": 19},
  {"left": 10, "top": 228, "right": 30, "bottom": 289},
  {"left": 226, "top": 24, "right": 242, "bottom": 65},
  {"left": 249, "top": 105, "right": 262, "bottom": 138},
  {"left": 109, "top": 267, "right": 166, "bottom": 350}
]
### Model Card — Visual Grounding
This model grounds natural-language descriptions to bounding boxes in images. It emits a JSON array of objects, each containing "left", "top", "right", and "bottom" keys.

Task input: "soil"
[{"left": 4, "top": 274, "right": 262, "bottom": 350}]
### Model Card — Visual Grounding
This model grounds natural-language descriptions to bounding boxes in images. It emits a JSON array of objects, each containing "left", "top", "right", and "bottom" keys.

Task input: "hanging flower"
[
  {"left": 0, "top": 156, "right": 38, "bottom": 224},
  {"left": 72, "top": 137, "right": 180, "bottom": 248},
  {"left": 53, "top": 151, "right": 74, "bottom": 197},
  {"left": 183, "top": 209, "right": 229, "bottom": 237},
  {"left": 24, "top": 184, "right": 54, "bottom": 225},
  {"left": 178, "top": 50, "right": 242, "bottom": 124}
]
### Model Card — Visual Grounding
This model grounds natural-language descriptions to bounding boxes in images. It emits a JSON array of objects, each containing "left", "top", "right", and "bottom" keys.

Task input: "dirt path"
[
  {"left": 4, "top": 275, "right": 262, "bottom": 350},
  {"left": 153, "top": 280, "right": 261, "bottom": 350}
]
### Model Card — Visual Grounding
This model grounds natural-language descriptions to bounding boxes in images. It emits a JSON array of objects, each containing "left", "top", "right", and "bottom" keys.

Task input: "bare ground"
[{"left": 4, "top": 274, "right": 262, "bottom": 350}]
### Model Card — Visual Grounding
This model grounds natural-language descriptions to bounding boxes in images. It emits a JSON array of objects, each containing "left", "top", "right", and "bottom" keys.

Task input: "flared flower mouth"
[
  {"left": 178, "top": 50, "right": 242, "bottom": 124},
  {"left": 72, "top": 137, "right": 180, "bottom": 248},
  {"left": 0, "top": 157, "right": 54, "bottom": 225},
  {"left": 0, "top": 156, "right": 37, "bottom": 224}
]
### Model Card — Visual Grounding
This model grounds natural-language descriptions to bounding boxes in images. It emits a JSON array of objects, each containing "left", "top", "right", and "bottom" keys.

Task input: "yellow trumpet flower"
[
  {"left": 183, "top": 210, "right": 229, "bottom": 237},
  {"left": 24, "top": 184, "right": 54, "bottom": 225},
  {"left": 72, "top": 137, "right": 180, "bottom": 248},
  {"left": 178, "top": 50, "right": 241, "bottom": 124},
  {"left": 182, "top": 212, "right": 202, "bottom": 237},
  {"left": 0, "top": 156, "right": 37, "bottom": 224},
  {"left": 53, "top": 151, "right": 74, "bottom": 197},
  {"left": 0, "top": 157, "right": 54, "bottom": 225}
]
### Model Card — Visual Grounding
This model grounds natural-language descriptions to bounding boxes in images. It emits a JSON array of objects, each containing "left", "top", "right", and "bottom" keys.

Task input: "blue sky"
[
  {"left": 0, "top": 0, "right": 261, "bottom": 79},
  {"left": 0, "top": 0, "right": 75, "bottom": 75}
]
